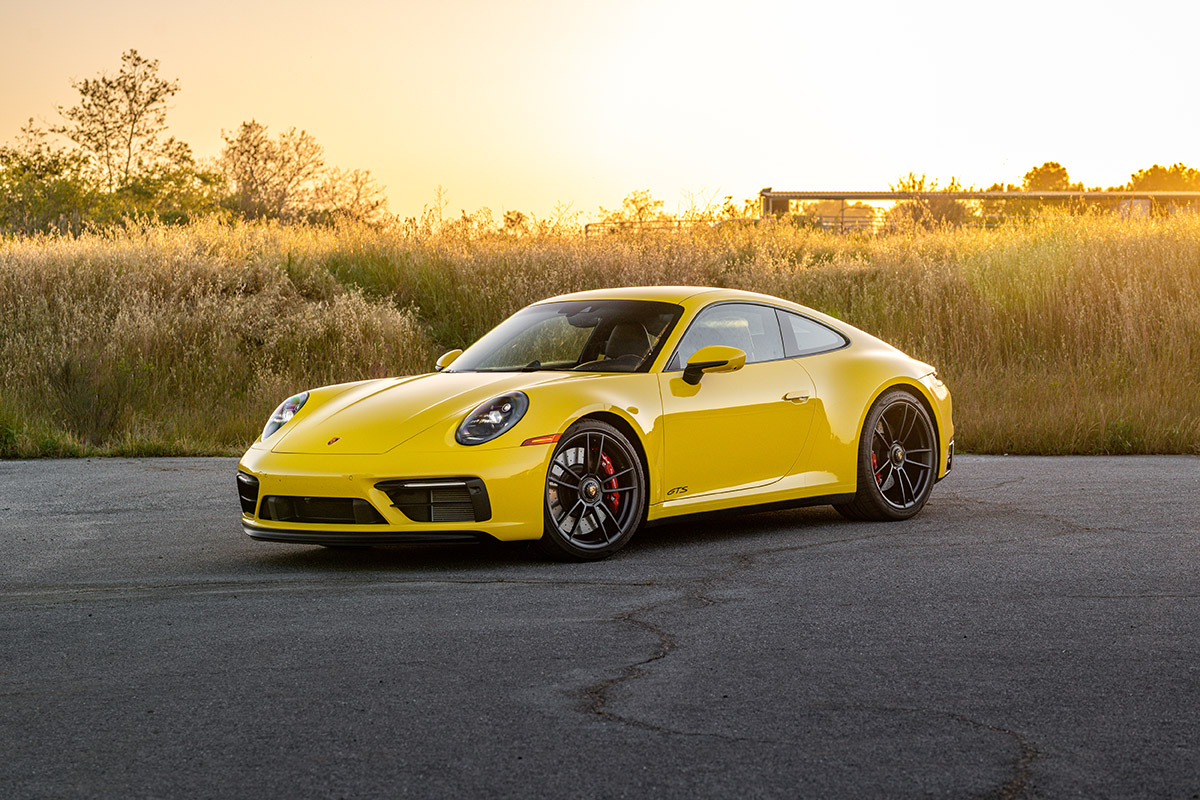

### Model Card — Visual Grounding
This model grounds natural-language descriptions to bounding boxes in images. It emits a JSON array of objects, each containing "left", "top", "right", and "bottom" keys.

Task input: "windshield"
[{"left": 448, "top": 300, "right": 683, "bottom": 373}]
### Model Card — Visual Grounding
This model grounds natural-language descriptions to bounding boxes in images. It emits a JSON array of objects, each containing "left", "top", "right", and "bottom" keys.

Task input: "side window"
[
  {"left": 778, "top": 310, "right": 847, "bottom": 357},
  {"left": 671, "top": 303, "right": 784, "bottom": 368}
]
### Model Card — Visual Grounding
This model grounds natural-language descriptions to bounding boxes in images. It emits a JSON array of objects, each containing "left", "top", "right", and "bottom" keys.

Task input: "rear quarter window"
[{"left": 777, "top": 310, "right": 849, "bottom": 357}]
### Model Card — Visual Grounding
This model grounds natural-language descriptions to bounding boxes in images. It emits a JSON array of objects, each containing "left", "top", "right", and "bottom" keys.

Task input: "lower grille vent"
[
  {"left": 237, "top": 473, "right": 260, "bottom": 515},
  {"left": 259, "top": 496, "right": 387, "bottom": 525},
  {"left": 375, "top": 478, "right": 491, "bottom": 523}
]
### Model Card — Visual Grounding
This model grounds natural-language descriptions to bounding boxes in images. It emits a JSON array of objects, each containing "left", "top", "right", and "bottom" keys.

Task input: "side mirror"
[
  {"left": 682, "top": 345, "right": 747, "bottom": 385},
  {"left": 435, "top": 349, "right": 463, "bottom": 371}
]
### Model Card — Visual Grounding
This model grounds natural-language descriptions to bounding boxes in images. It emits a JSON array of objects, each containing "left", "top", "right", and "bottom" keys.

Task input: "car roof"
[
  {"left": 531, "top": 285, "right": 881, "bottom": 352},
  {"left": 536, "top": 285, "right": 798, "bottom": 307}
]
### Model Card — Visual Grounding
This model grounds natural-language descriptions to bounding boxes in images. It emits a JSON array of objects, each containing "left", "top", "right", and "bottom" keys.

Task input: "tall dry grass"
[{"left": 1, "top": 213, "right": 1197, "bottom": 456}]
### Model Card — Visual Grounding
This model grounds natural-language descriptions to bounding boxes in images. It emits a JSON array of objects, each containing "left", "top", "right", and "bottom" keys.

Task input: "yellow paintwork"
[{"left": 238, "top": 286, "right": 953, "bottom": 543}]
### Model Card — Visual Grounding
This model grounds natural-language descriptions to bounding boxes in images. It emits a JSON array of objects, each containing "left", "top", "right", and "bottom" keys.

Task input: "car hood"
[{"left": 271, "top": 371, "right": 572, "bottom": 455}]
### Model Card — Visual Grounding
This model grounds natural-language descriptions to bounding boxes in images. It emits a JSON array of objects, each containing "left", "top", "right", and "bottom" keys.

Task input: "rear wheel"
[
  {"left": 536, "top": 420, "right": 646, "bottom": 561},
  {"left": 835, "top": 389, "right": 936, "bottom": 522}
]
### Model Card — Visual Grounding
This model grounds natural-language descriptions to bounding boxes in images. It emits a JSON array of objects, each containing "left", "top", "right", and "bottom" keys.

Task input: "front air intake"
[
  {"left": 375, "top": 478, "right": 491, "bottom": 523},
  {"left": 237, "top": 472, "right": 260, "bottom": 515},
  {"left": 258, "top": 496, "right": 387, "bottom": 524}
]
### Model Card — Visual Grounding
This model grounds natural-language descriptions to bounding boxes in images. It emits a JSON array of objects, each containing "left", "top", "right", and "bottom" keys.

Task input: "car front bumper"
[{"left": 237, "top": 442, "right": 554, "bottom": 544}]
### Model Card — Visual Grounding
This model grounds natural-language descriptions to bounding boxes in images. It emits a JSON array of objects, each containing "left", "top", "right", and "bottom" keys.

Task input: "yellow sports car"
[{"left": 237, "top": 286, "right": 953, "bottom": 560}]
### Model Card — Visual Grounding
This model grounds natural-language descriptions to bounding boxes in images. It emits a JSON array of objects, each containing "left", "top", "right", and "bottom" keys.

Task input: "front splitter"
[{"left": 242, "top": 522, "right": 489, "bottom": 546}]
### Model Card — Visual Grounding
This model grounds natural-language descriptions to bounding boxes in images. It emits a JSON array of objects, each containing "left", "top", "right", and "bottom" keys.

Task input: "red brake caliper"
[
  {"left": 872, "top": 452, "right": 880, "bottom": 484},
  {"left": 600, "top": 452, "right": 619, "bottom": 511}
]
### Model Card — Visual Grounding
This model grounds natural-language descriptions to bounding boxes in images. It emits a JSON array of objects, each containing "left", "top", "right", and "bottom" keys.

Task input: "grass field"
[{"left": 2, "top": 213, "right": 1198, "bottom": 457}]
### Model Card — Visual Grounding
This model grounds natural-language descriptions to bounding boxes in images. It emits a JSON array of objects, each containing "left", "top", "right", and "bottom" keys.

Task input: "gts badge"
[{"left": 666, "top": 486, "right": 688, "bottom": 497}]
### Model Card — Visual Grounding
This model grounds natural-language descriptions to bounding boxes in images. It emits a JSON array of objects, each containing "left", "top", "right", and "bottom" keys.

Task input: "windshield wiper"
[{"left": 472, "top": 360, "right": 550, "bottom": 373}]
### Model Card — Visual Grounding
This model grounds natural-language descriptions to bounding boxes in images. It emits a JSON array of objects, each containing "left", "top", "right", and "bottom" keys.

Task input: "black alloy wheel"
[
  {"left": 835, "top": 389, "right": 937, "bottom": 522},
  {"left": 538, "top": 419, "right": 646, "bottom": 561}
]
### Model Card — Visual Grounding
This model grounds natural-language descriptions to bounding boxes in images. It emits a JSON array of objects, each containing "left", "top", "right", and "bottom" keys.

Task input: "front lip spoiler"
[{"left": 242, "top": 522, "right": 488, "bottom": 546}]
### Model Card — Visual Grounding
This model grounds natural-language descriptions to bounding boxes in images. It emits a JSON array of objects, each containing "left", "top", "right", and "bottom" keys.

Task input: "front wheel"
[
  {"left": 536, "top": 420, "right": 646, "bottom": 561},
  {"left": 835, "top": 389, "right": 937, "bottom": 522}
]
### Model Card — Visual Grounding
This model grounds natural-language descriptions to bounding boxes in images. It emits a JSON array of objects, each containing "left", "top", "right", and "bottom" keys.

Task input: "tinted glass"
[
  {"left": 449, "top": 300, "right": 682, "bottom": 373},
  {"left": 670, "top": 303, "right": 785, "bottom": 368},
  {"left": 778, "top": 310, "right": 847, "bottom": 357}
]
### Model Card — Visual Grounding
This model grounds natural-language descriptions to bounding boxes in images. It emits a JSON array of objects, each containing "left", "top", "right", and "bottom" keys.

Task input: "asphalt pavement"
[{"left": 1, "top": 455, "right": 1198, "bottom": 799}]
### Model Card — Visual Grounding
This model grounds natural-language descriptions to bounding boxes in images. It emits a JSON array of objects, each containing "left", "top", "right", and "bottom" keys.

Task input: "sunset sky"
[{"left": 2, "top": 0, "right": 1197, "bottom": 221}]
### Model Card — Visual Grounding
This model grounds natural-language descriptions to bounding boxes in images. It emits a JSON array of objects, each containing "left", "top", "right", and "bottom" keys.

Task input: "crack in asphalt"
[
  {"left": 811, "top": 702, "right": 1041, "bottom": 800},
  {"left": 581, "top": 528, "right": 1043, "bottom": 798}
]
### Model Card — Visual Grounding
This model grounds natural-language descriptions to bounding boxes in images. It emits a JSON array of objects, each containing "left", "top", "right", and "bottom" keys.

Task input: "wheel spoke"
[
  {"left": 605, "top": 466, "right": 635, "bottom": 483},
  {"left": 897, "top": 467, "right": 911, "bottom": 506},
  {"left": 900, "top": 405, "right": 918, "bottom": 442},
  {"left": 878, "top": 415, "right": 895, "bottom": 446},
  {"left": 880, "top": 465, "right": 896, "bottom": 493},
  {"left": 555, "top": 459, "right": 583, "bottom": 482},
  {"left": 602, "top": 485, "right": 635, "bottom": 493},
  {"left": 555, "top": 497, "right": 582, "bottom": 524},
  {"left": 548, "top": 476, "right": 582, "bottom": 490},
  {"left": 907, "top": 460, "right": 932, "bottom": 471},
  {"left": 593, "top": 505, "right": 614, "bottom": 542},
  {"left": 556, "top": 498, "right": 584, "bottom": 531},
  {"left": 596, "top": 501, "right": 622, "bottom": 540},
  {"left": 597, "top": 433, "right": 606, "bottom": 474},
  {"left": 874, "top": 459, "right": 892, "bottom": 483}
]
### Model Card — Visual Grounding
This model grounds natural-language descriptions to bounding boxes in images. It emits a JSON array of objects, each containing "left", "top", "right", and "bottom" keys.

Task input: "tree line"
[
  {"left": 591, "top": 160, "right": 1200, "bottom": 233},
  {"left": 0, "top": 50, "right": 387, "bottom": 235}
]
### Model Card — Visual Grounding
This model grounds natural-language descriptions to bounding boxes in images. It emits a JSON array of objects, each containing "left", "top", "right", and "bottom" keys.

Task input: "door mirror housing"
[
  {"left": 435, "top": 349, "right": 463, "bottom": 371},
  {"left": 682, "top": 345, "right": 747, "bottom": 385}
]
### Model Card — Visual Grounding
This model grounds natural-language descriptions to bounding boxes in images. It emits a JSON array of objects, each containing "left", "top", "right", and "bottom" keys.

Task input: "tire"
[
  {"left": 835, "top": 389, "right": 937, "bottom": 522},
  {"left": 536, "top": 419, "right": 647, "bottom": 561}
]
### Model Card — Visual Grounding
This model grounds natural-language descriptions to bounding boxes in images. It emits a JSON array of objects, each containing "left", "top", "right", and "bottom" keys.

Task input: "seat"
[{"left": 575, "top": 322, "right": 650, "bottom": 372}]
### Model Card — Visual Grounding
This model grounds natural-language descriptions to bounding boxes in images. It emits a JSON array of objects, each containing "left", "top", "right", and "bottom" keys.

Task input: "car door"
[{"left": 657, "top": 303, "right": 816, "bottom": 500}]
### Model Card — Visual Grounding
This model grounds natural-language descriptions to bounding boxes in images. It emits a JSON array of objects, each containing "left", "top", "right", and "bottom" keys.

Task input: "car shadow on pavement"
[{"left": 236, "top": 505, "right": 866, "bottom": 574}]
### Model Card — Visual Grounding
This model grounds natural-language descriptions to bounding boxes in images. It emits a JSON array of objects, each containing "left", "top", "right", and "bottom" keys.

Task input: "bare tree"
[
  {"left": 313, "top": 167, "right": 387, "bottom": 222},
  {"left": 52, "top": 50, "right": 184, "bottom": 191},
  {"left": 219, "top": 121, "right": 324, "bottom": 219}
]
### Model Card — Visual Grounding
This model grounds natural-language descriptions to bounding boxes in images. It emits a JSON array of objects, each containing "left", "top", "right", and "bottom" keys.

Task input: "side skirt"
[{"left": 644, "top": 492, "right": 856, "bottom": 529}]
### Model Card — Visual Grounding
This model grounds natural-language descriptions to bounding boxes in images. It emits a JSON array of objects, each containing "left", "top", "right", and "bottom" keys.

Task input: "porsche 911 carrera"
[{"left": 237, "top": 286, "right": 953, "bottom": 560}]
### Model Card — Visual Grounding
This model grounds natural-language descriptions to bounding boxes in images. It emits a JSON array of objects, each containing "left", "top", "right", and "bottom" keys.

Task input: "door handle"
[{"left": 782, "top": 391, "right": 810, "bottom": 403}]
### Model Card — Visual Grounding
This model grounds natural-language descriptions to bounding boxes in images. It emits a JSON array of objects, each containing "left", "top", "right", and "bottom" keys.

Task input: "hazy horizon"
[{"left": 3, "top": 0, "right": 1197, "bottom": 220}]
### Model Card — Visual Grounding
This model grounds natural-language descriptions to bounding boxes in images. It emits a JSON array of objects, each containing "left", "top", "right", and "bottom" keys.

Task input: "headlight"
[
  {"left": 456, "top": 392, "right": 529, "bottom": 446},
  {"left": 261, "top": 391, "right": 309, "bottom": 441}
]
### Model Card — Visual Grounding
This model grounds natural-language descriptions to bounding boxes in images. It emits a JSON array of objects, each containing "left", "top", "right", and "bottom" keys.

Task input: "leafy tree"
[
  {"left": 886, "top": 173, "right": 975, "bottom": 228},
  {"left": 52, "top": 49, "right": 190, "bottom": 192},
  {"left": 1124, "top": 163, "right": 1200, "bottom": 213},
  {"left": 600, "top": 190, "right": 667, "bottom": 224},
  {"left": 1126, "top": 163, "right": 1200, "bottom": 191},
  {"left": 0, "top": 121, "right": 93, "bottom": 234},
  {"left": 1022, "top": 162, "right": 1081, "bottom": 192},
  {"left": 91, "top": 150, "right": 226, "bottom": 226}
]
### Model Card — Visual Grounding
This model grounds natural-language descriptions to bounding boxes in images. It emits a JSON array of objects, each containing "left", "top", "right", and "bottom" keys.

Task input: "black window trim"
[{"left": 664, "top": 300, "right": 850, "bottom": 372}]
